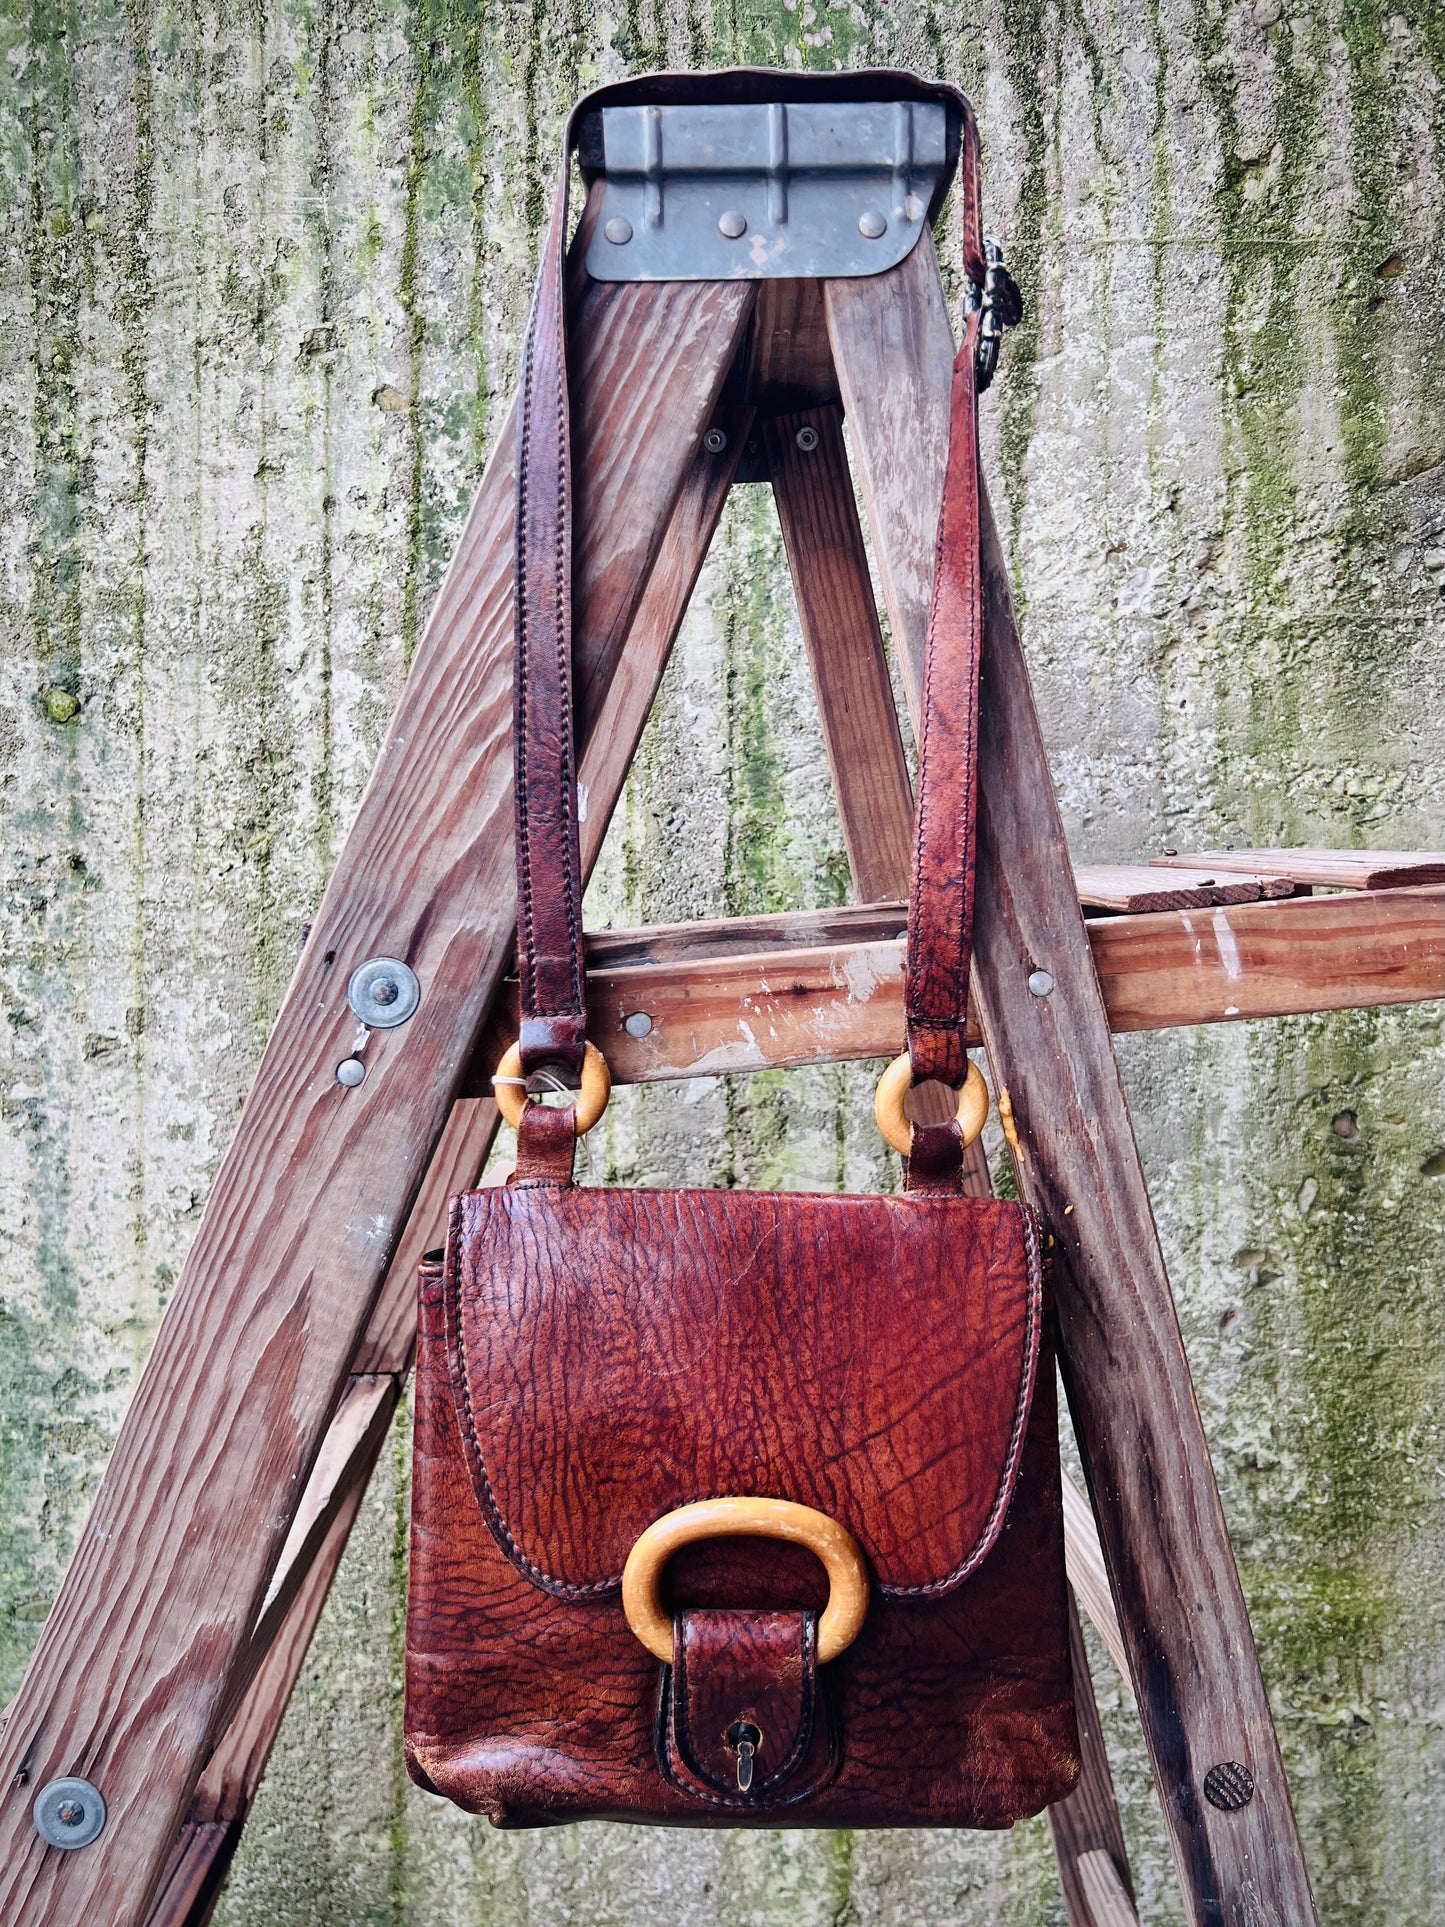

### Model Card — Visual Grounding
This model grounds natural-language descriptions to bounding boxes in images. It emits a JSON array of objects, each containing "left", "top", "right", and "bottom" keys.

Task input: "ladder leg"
[
  {"left": 142, "top": 396, "right": 755, "bottom": 1908},
  {"left": 1051, "top": 1593, "right": 1139, "bottom": 1927},
  {"left": 827, "top": 234, "right": 1317, "bottom": 1926},
  {"left": 0, "top": 264, "right": 757, "bottom": 1925},
  {"left": 766, "top": 403, "right": 915, "bottom": 904}
]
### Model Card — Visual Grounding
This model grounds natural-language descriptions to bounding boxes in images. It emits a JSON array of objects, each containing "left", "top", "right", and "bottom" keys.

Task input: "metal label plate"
[{"left": 583, "top": 100, "right": 948, "bottom": 283}]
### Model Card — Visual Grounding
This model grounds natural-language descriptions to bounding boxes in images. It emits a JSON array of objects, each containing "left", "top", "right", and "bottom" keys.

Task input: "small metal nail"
[
  {"left": 858, "top": 209, "right": 887, "bottom": 239},
  {"left": 624, "top": 1011, "right": 653, "bottom": 1039},
  {"left": 794, "top": 425, "right": 820, "bottom": 452},
  {"left": 336, "top": 1058, "right": 366, "bottom": 1088},
  {"left": 1203, "top": 1761, "right": 1255, "bottom": 1811},
  {"left": 702, "top": 428, "right": 728, "bottom": 454},
  {"left": 33, "top": 1777, "right": 106, "bottom": 1850},
  {"left": 603, "top": 215, "right": 633, "bottom": 245},
  {"left": 1027, "top": 970, "right": 1055, "bottom": 997},
  {"left": 347, "top": 957, "right": 420, "bottom": 1029},
  {"left": 717, "top": 209, "right": 747, "bottom": 239}
]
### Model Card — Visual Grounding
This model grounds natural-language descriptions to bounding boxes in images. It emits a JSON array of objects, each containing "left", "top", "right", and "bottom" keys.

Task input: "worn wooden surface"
[
  {"left": 1154, "top": 849, "right": 1444, "bottom": 890},
  {"left": 3, "top": 5, "right": 1442, "bottom": 1925},
  {"left": 1073, "top": 863, "right": 1296, "bottom": 912},
  {"left": 1050, "top": 1601, "right": 1138, "bottom": 1927},
  {"left": 469, "top": 884, "right": 1444, "bottom": 1086},
  {"left": 0, "top": 262, "right": 755, "bottom": 1923}
]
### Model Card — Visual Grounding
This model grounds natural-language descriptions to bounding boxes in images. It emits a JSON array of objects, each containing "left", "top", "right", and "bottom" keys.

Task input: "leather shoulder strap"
[{"left": 510, "top": 71, "right": 991, "bottom": 1094}]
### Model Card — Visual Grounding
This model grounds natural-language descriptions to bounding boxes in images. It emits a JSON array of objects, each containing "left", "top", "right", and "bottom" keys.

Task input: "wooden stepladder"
[{"left": 2, "top": 78, "right": 1442, "bottom": 1927}]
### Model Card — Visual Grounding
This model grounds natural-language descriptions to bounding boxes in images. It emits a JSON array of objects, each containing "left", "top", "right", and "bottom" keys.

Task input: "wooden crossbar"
[{"left": 463, "top": 883, "right": 1443, "bottom": 1090}]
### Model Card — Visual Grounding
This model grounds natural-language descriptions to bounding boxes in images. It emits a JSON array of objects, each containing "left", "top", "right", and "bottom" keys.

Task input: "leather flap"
[{"left": 444, "top": 1187, "right": 1042, "bottom": 1598}]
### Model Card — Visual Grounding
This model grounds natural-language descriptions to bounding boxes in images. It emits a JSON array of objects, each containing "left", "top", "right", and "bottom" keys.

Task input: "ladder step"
[
  {"left": 467, "top": 884, "right": 1443, "bottom": 1091},
  {"left": 1151, "top": 846, "right": 1443, "bottom": 890}
]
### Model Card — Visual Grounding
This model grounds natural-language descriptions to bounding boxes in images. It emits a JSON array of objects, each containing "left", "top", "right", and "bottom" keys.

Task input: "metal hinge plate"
[{"left": 580, "top": 99, "right": 949, "bottom": 283}]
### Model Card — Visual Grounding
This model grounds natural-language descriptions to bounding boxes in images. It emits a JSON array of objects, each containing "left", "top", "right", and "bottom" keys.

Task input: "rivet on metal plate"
[
  {"left": 603, "top": 215, "right": 633, "bottom": 245},
  {"left": 858, "top": 208, "right": 887, "bottom": 238},
  {"left": 717, "top": 209, "right": 747, "bottom": 239}
]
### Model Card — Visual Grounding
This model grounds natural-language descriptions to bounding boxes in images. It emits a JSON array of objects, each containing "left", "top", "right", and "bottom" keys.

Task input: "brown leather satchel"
[{"left": 405, "top": 69, "right": 1080, "bottom": 1829}]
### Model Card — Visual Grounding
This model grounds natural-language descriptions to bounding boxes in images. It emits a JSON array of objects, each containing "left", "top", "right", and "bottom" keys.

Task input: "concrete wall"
[{"left": 0, "top": 0, "right": 1441, "bottom": 1921}]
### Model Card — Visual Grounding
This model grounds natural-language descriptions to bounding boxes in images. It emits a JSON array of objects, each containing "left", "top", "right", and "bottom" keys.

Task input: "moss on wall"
[{"left": 0, "top": 0, "right": 1441, "bottom": 1920}]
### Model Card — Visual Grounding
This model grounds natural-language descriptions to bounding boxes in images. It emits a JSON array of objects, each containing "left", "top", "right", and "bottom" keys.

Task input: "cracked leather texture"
[
  {"left": 443, "top": 1186, "right": 1042, "bottom": 1596},
  {"left": 406, "top": 1195, "right": 1081, "bottom": 1828}
]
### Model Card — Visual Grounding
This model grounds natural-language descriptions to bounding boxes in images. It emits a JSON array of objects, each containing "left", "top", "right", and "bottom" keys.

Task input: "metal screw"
[
  {"left": 702, "top": 428, "right": 728, "bottom": 454},
  {"left": 794, "top": 425, "right": 820, "bottom": 452},
  {"left": 717, "top": 209, "right": 747, "bottom": 239},
  {"left": 336, "top": 1057, "right": 366, "bottom": 1088},
  {"left": 603, "top": 215, "right": 633, "bottom": 245},
  {"left": 624, "top": 1011, "right": 653, "bottom": 1039},
  {"left": 858, "top": 209, "right": 887, "bottom": 239},
  {"left": 33, "top": 1777, "right": 107, "bottom": 1850},
  {"left": 1202, "top": 1761, "right": 1255, "bottom": 1811},
  {"left": 347, "top": 957, "right": 421, "bottom": 1029},
  {"left": 1027, "top": 969, "right": 1055, "bottom": 996}
]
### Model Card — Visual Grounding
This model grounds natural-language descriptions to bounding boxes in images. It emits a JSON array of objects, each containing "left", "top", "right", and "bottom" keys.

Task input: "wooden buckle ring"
[
  {"left": 491, "top": 1039, "right": 611, "bottom": 1137},
  {"left": 621, "top": 1496, "right": 870, "bottom": 1666},
  {"left": 873, "top": 1054, "right": 989, "bottom": 1159}
]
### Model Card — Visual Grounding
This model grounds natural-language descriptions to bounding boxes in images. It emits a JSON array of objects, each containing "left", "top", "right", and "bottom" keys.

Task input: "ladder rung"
[{"left": 469, "top": 884, "right": 1443, "bottom": 1092}]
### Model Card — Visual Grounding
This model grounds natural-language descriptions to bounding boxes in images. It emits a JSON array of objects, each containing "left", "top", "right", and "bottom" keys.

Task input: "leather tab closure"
[{"left": 660, "top": 1609, "right": 838, "bottom": 1807}]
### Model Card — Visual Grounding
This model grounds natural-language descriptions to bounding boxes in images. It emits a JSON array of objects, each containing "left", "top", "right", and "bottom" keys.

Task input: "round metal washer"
[
  {"left": 794, "top": 426, "right": 820, "bottom": 452},
  {"left": 702, "top": 428, "right": 728, "bottom": 454},
  {"left": 33, "top": 1777, "right": 107, "bottom": 1850},
  {"left": 347, "top": 957, "right": 421, "bottom": 1029}
]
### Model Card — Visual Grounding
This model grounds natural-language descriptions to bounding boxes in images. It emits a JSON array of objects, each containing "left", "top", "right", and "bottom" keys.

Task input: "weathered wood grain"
[
  {"left": 148, "top": 382, "right": 758, "bottom": 1888},
  {"left": 1049, "top": 1599, "right": 1139, "bottom": 1927},
  {"left": 1153, "top": 848, "right": 1443, "bottom": 889},
  {"left": 466, "top": 886, "right": 1443, "bottom": 1088},
  {"left": 768, "top": 406, "right": 916, "bottom": 905},
  {"left": 827, "top": 232, "right": 1320, "bottom": 1923},
  {"left": 1074, "top": 864, "right": 1295, "bottom": 912},
  {"left": 0, "top": 269, "right": 757, "bottom": 1925},
  {"left": 1074, "top": 1849, "right": 1141, "bottom": 1927},
  {"left": 1062, "top": 1471, "right": 1129, "bottom": 1686}
]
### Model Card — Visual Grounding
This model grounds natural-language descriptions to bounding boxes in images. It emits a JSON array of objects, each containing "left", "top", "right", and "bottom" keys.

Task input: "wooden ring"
[
  {"left": 873, "top": 1054, "right": 989, "bottom": 1159},
  {"left": 621, "top": 1496, "right": 870, "bottom": 1666},
  {"left": 491, "top": 1040, "right": 611, "bottom": 1136}
]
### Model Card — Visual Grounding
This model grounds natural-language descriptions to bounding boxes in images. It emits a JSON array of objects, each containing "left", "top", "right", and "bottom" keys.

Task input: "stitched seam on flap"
[
  {"left": 876, "top": 1202, "right": 1045, "bottom": 1600},
  {"left": 444, "top": 1195, "right": 1044, "bottom": 1602}
]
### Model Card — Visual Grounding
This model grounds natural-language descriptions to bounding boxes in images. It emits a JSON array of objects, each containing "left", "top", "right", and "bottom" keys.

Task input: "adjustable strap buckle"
[{"left": 970, "top": 238, "right": 1024, "bottom": 392}]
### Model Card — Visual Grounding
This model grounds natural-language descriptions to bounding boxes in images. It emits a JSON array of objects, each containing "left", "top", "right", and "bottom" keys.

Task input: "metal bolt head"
[
  {"left": 1203, "top": 1760, "right": 1255, "bottom": 1811},
  {"left": 603, "top": 215, "right": 633, "bottom": 245},
  {"left": 623, "top": 1011, "right": 653, "bottom": 1039},
  {"left": 794, "top": 425, "right": 820, "bottom": 452},
  {"left": 336, "top": 1057, "right": 366, "bottom": 1088},
  {"left": 702, "top": 428, "right": 728, "bottom": 454},
  {"left": 717, "top": 209, "right": 747, "bottom": 239},
  {"left": 857, "top": 209, "right": 887, "bottom": 239},
  {"left": 1027, "top": 969, "right": 1055, "bottom": 997},
  {"left": 347, "top": 956, "right": 421, "bottom": 1029},
  {"left": 34, "top": 1777, "right": 106, "bottom": 1850}
]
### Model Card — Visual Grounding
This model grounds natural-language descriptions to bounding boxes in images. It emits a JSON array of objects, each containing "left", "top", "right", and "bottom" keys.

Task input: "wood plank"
[
  {"left": 1153, "top": 847, "right": 1443, "bottom": 890},
  {"left": 1075, "top": 1849, "right": 1140, "bottom": 1927},
  {"left": 1062, "top": 1471, "right": 1129, "bottom": 1686},
  {"left": 768, "top": 404, "right": 916, "bottom": 904},
  {"left": 827, "top": 231, "right": 1320, "bottom": 1924},
  {"left": 466, "top": 886, "right": 1443, "bottom": 1089},
  {"left": 1073, "top": 864, "right": 1294, "bottom": 913},
  {"left": 0, "top": 267, "right": 758, "bottom": 1925},
  {"left": 1050, "top": 1598, "right": 1139, "bottom": 1927}
]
